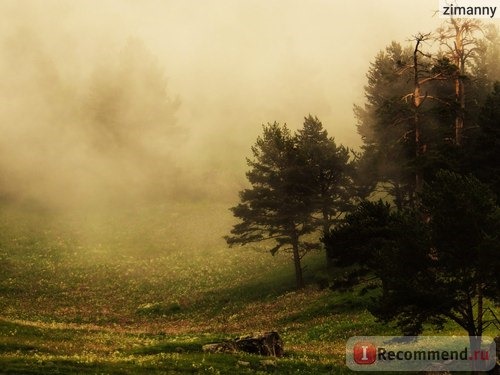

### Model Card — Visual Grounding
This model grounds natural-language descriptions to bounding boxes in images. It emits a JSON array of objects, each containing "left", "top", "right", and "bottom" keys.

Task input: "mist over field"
[
  {"left": 1, "top": 2, "right": 500, "bottom": 374},
  {"left": 0, "top": 0, "right": 448, "bottom": 210}
]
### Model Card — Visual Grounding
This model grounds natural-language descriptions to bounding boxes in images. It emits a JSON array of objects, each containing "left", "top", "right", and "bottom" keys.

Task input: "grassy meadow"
[{"left": 0, "top": 201, "right": 497, "bottom": 374}]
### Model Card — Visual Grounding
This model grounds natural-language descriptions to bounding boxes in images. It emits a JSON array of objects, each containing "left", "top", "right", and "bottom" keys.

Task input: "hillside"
[{"left": 1, "top": 201, "right": 495, "bottom": 374}]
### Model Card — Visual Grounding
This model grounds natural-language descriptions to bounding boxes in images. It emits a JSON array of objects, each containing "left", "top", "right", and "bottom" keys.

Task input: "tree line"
[{"left": 226, "top": 19, "right": 500, "bottom": 340}]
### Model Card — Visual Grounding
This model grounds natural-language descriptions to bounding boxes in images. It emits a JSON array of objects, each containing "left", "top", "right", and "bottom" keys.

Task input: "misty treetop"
[
  {"left": 0, "top": 37, "right": 183, "bottom": 207},
  {"left": 355, "top": 20, "right": 500, "bottom": 208},
  {"left": 295, "top": 116, "right": 353, "bottom": 233},
  {"left": 85, "top": 39, "right": 181, "bottom": 154},
  {"left": 225, "top": 117, "right": 353, "bottom": 289}
]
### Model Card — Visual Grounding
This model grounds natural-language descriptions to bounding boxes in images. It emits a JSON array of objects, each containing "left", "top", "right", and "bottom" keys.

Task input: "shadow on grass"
[
  {"left": 180, "top": 255, "right": 328, "bottom": 319},
  {"left": 278, "top": 287, "right": 378, "bottom": 326},
  {"left": 0, "top": 353, "right": 346, "bottom": 375},
  {"left": 0, "top": 357, "right": 170, "bottom": 375},
  {"left": 0, "top": 342, "right": 39, "bottom": 354}
]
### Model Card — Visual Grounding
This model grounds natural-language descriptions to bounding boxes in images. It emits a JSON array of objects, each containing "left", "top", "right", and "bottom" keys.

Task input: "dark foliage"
[
  {"left": 226, "top": 119, "right": 352, "bottom": 288},
  {"left": 324, "top": 171, "right": 500, "bottom": 336}
]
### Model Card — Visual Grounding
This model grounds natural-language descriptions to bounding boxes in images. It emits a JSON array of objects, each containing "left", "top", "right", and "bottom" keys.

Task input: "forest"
[{"left": 0, "top": 2, "right": 499, "bottom": 374}]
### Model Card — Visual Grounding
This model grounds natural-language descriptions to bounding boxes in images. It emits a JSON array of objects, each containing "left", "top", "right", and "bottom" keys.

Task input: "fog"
[{"left": 0, "top": 1, "right": 456, "bottom": 208}]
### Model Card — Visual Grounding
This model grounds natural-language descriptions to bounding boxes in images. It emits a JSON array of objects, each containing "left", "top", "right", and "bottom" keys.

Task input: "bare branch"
[
  {"left": 419, "top": 73, "right": 447, "bottom": 85},
  {"left": 402, "top": 93, "right": 414, "bottom": 103}
]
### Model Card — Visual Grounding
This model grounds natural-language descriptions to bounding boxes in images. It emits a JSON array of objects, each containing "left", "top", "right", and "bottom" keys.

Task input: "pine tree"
[
  {"left": 324, "top": 171, "right": 500, "bottom": 338},
  {"left": 295, "top": 115, "right": 353, "bottom": 266},
  {"left": 225, "top": 123, "right": 317, "bottom": 289}
]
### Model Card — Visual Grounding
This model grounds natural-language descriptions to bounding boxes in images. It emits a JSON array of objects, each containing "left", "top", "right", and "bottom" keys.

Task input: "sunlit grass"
[{"left": 0, "top": 201, "right": 497, "bottom": 374}]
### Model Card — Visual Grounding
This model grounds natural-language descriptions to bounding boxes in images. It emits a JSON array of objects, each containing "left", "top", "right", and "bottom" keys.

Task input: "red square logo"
[{"left": 353, "top": 342, "right": 377, "bottom": 365}]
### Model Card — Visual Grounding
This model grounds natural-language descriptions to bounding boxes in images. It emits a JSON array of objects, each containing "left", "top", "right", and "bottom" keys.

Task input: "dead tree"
[
  {"left": 436, "top": 19, "right": 483, "bottom": 146},
  {"left": 400, "top": 33, "right": 446, "bottom": 197}
]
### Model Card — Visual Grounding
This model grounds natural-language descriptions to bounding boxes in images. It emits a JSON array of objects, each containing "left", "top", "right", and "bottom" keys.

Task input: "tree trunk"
[
  {"left": 469, "top": 335, "right": 483, "bottom": 374},
  {"left": 477, "top": 283, "right": 483, "bottom": 338},
  {"left": 325, "top": 246, "right": 333, "bottom": 268},
  {"left": 291, "top": 237, "right": 304, "bottom": 289},
  {"left": 393, "top": 183, "right": 404, "bottom": 211},
  {"left": 451, "top": 19, "right": 468, "bottom": 147},
  {"left": 468, "top": 286, "right": 486, "bottom": 374},
  {"left": 322, "top": 209, "right": 333, "bottom": 268},
  {"left": 412, "top": 37, "right": 425, "bottom": 198},
  {"left": 414, "top": 109, "right": 423, "bottom": 195},
  {"left": 455, "top": 77, "right": 465, "bottom": 146}
]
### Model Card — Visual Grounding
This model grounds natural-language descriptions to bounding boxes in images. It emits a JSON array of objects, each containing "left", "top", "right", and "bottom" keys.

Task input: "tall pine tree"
[{"left": 225, "top": 123, "right": 317, "bottom": 289}]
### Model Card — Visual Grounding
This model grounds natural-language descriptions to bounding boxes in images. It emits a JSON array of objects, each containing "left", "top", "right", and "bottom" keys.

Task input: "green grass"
[{"left": 0, "top": 201, "right": 497, "bottom": 374}]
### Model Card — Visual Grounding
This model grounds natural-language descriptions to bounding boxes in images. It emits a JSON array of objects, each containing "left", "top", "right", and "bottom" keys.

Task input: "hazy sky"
[
  {"left": 1, "top": 1, "right": 498, "bottom": 205},
  {"left": 83, "top": 0, "right": 446, "bottom": 147},
  {"left": 1, "top": 0, "right": 448, "bottom": 145}
]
